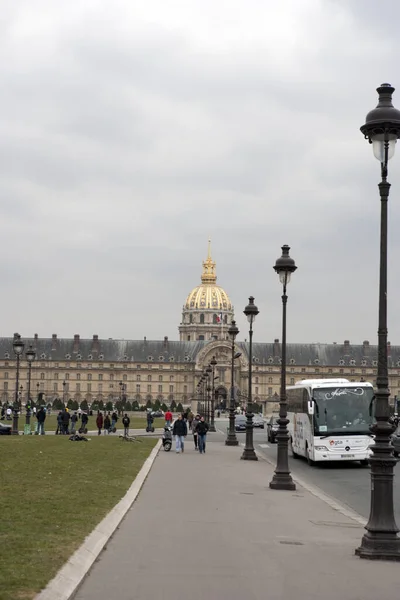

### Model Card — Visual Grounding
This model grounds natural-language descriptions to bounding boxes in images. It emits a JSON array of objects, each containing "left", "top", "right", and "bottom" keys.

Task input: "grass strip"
[{"left": 0, "top": 435, "right": 157, "bottom": 600}]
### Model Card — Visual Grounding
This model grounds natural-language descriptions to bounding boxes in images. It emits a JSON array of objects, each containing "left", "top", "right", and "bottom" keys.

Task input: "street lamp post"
[
  {"left": 119, "top": 381, "right": 123, "bottom": 414},
  {"left": 355, "top": 83, "right": 400, "bottom": 561},
  {"left": 209, "top": 356, "right": 217, "bottom": 432},
  {"left": 269, "top": 245, "right": 297, "bottom": 491},
  {"left": 241, "top": 296, "right": 259, "bottom": 461},
  {"left": 226, "top": 320, "right": 239, "bottom": 446},
  {"left": 25, "top": 345, "right": 36, "bottom": 426},
  {"left": 12, "top": 333, "right": 25, "bottom": 435},
  {"left": 206, "top": 365, "right": 212, "bottom": 423},
  {"left": 62, "top": 381, "right": 66, "bottom": 407}
]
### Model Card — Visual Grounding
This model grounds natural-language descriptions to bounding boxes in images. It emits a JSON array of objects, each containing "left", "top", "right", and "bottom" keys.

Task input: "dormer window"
[
  {"left": 65, "top": 354, "right": 71, "bottom": 360},
  {"left": 88, "top": 354, "right": 93, "bottom": 360},
  {"left": 99, "top": 354, "right": 104, "bottom": 360},
  {"left": 339, "top": 359, "right": 345, "bottom": 366}
]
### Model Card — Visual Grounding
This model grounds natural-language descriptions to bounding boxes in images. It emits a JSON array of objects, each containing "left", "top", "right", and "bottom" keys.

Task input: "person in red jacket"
[
  {"left": 165, "top": 410, "right": 173, "bottom": 427},
  {"left": 96, "top": 411, "right": 103, "bottom": 436}
]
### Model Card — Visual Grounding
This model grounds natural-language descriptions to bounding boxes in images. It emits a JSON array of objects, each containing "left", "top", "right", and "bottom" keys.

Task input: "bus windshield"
[{"left": 312, "top": 386, "right": 374, "bottom": 436}]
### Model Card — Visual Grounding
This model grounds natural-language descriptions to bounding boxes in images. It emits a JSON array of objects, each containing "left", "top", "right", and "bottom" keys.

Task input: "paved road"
[
  {"left": 213, "top": 422, "right": 400, "bottom": 522},
  {"left": 74, "top": 433, "right": 399, "bottom": 600}
]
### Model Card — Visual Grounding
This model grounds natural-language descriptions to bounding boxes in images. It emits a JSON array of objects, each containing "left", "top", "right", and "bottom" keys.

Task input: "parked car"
[
  {"left": 253, "top": 415, "right": 265, "bottom": 429},
  {"left": 267, "top": 416, "right": 279, "bottom": 443},
  {"left": 235, "top": 415, "right": 246, "bottom": 431},
  {"left": 0, "top": 422, "right": 12, "bottom": 435},
  {"left": 392, "top": 425, "right": 400, "bottom": 457}
]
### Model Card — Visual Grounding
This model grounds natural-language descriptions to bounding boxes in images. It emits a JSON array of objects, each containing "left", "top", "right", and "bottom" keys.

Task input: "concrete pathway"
[{"left": 74, "top": 438, "right": 399, "bottom": 600}]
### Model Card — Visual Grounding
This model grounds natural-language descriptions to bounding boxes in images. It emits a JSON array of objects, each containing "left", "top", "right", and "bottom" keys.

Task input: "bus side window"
[{"left": 302, "top": 389, "right": 310, "bottom": 413}]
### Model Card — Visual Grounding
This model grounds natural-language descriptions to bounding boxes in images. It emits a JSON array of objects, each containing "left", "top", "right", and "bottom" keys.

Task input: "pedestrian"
[
  {"left": 62, "top": 409, "right": 70, "bottom": 435},
  {"left": 165, "top": 408, "right": 173, "bottom": 427},
  {"left": 6, "top": 406, "right": 12, "bottom": 420},
  {"left": 104, "top": 412, "right": 111, "bottom": 434},
  {"left": 122, "top": 413, "right": 130, "bottom": 437},
  {"left": 36, "top": 406, "right": 46, "bottom": 435},
  {"left": 196, "top": 416, "right": 209, "bottom": 454},
  {"left": 188, "top": 411, "right": 194, "bottom": 431},
  {"left": 1, "top": 406, "right": 5, "bottom": 420},
  {"left": 172, "top": 413, "right": 187, "bottom": 454},
  {"left": 192, "top": 414, "right": 200, "bottom": 450},
  {"left": 146, "top": 410, "right": 154, "bottom": 431},
  {"left": 70, "top": 411, "right": 78, "bottom": 434},
  {"left": 81, "top": 411, "right": 89, "bottom": 433},
  {"left": 96, "top": 411, "right": 103, "bottom": 435},
  {"left": 56, "top": 411, "right": 63, "bottom": 435},
  {"left": 111, "top": 410, "right": 118, "bottom": 431}
]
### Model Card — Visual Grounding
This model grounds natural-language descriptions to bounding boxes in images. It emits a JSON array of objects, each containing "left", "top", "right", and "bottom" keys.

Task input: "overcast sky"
[{"left": 2, "top": 0, "right": 400, "bottom": 345}]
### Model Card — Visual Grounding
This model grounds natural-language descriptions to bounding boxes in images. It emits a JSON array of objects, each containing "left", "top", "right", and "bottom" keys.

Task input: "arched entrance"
[{"left": 215, "top": 386, "right": 228, "bottom": 410}]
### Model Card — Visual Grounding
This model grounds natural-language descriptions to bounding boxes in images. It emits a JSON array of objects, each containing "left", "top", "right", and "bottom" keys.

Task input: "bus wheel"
[
  {"left": 360, "top": 459, "right": 369, "bottom": 466},
  {"left": 306, "top": 445, "right": 315, "bottom": 466},
  {"left": 291, "top": 440, "right": 299, "bottom": 459}
]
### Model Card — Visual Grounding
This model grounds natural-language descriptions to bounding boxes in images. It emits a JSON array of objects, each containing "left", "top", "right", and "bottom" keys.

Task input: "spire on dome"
[{"left": 201, "top": 239, "right": 217, "bottom": 284}]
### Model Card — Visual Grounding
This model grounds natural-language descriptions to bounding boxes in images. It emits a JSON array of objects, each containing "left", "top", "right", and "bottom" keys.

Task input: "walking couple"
[{"left": 173, "top": 413, "right": 209, "bottom": 454}]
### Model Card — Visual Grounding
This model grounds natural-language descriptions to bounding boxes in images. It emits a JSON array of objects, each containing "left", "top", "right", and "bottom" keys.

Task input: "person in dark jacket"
[
  {"left": 111, "top": 411, "right": 118, "bottom": 430},
  {"left": 56, "top": 411, "right": 63, "bottom": 435},
  {"left": 196, "top": 416, "right": 209, "bottom": 454},
  {"left": 172, "top": 414, "right": 187, "bottom": 454},
  {"left": 192, "top": 414, "right": 201, "bottom": 450},
  {"left": 62, "top": 409, "right": 70, "bottom": 435},
  {"left": 122, "top": 413, "right": 130, "bottom": 437},
  {"left": 81, "top": 412, "right": 89, "bottom": 432},
  {"left": 36, "top": 407, "right": 46, "bottom": 435},
  {"left": 96, "top": 411, "right": 103, "bottom": 435},
  {"left": 70, "top": 411, "right": 78, "bottom": 434},
  {"left": 104, "top": 413, "right": 111, "bottom": 434}
]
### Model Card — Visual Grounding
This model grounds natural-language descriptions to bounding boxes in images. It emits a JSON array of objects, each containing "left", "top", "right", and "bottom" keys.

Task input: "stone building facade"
[{"left": 1, "top": 245, "right": 400, "bottom": 412}]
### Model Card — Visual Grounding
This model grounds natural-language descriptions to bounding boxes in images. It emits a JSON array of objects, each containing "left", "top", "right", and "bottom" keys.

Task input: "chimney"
[
  {"left": 73, "top": 334, "right": 80, "bottom": 353},
  {"left": 164, "top": 336, "right": 168, "bottom": 348},
  {"left": 34, "top": 333, "right": 38, "bottom": 342},
  {"left": 273, "top": 338, "right": 280, "bottom": 357},
  {"left": 344, "top": 340, "right": 350, "bottom": 355},
  {"left": 388, "top": 341, "right": 391, "bottom": 355},
  {"left": 144, "top": 336, "right": 147, "bottom": 342},
  {"left": 52, "top": 334, "right": 57, "bottom": 351},
  {"left": 91, "top": 334, "right": 99, "bottom": 354},
  {"left": 363, "top": 340, "right": 370, "bottom": 355}
]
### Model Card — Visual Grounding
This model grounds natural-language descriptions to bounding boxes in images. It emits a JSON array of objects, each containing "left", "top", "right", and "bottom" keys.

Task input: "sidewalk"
[{"left": 74, "top": 439, "right": 398, "bottom": 600}]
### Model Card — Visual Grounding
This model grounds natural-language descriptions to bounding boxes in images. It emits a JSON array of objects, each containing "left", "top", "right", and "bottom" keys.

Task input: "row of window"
[{"left": 3, "top": 382, "right": 185, "bottom": 394}]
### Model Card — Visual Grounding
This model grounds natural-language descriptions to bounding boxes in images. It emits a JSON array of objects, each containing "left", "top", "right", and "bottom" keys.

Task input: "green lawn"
[
  {"left": 0, "top": 435, "right": 158, "bottom": 600},
  {"left": 22, "top": 412, "right": 165, "bottom": 432}
]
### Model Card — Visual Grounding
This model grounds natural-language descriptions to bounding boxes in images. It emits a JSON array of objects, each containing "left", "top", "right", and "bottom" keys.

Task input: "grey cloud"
[{"left": 2, "top": 0, "right": 400, "bottom": 346}]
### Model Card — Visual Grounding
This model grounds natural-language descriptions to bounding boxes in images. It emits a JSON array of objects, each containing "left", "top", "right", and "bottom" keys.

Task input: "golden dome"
[{"left": 184, "top": 241, "right": 232, "bottom": 311}]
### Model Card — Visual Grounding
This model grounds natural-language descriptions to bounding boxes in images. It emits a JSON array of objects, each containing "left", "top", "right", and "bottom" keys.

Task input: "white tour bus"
[{"left": 287, "top": 378, "right": 374, "bottom": 465}]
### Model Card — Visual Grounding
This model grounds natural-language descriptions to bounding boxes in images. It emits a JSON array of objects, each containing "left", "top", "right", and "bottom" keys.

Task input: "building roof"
[{"left": 0, "top": 335, "right": 398, "bottom": 367}]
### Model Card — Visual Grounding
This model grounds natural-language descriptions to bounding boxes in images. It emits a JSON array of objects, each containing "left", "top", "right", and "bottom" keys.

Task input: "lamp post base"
[
  {"left": 355, "top": 533, "right": 400, "bottom": 561},
  {"left": 269, "top": 474, "right": 296, "bottom": 491},
  {"left": 209, "top": 423, "right": 216, "bottom": 432},
  {"left": 241, "top": 448, "right": 258, "bottom": 461},
  {"left": 12, "top": 414, "right": 19, "bottom": 435},
  {"left": 225, "top": 434, "right": 239, "bottom": 446}
]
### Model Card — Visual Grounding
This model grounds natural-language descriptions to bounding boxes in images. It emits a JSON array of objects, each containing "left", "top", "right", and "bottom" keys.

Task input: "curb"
[
  {"left": 253, "top": 446, "right": 367, "bottom": 527},
  {"left": 34, "top": 439, "right": 162, "bottom": 600}
]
